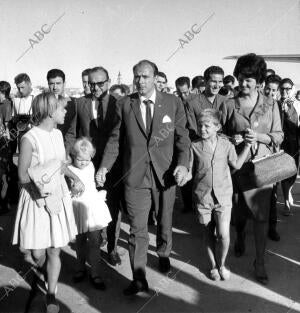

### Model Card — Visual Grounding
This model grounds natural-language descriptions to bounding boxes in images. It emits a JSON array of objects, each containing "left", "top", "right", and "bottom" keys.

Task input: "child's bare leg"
[
  {"left": 215, "top": 214, "right": 230, "bottom": 268},
  {"left": 203, "top": 221, "right": 217, "bottom": 269}
]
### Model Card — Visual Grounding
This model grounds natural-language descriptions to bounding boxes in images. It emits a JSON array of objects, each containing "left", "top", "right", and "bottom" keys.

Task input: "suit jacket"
[
  {"left": 100, "top": 91, "right": 191, "bottom": 188},
  {"left": 185, "top": 93, "right": 226, "bottom": 140},
  {"left": 57, "top": 97, "right": 77, "bottom": 155},
  {"left": 76, "top": 94, "right": 120, "bottom": 175}
]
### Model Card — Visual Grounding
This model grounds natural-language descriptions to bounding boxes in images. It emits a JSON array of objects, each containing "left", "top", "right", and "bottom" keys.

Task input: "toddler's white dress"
[{"left": 69, "top": 162, "right": 112, "bottom": 234}]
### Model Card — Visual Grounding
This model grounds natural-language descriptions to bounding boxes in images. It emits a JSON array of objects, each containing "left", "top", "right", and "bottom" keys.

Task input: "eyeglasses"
[{"left": 89, "top": 80, "right": 108, "bottom": 88}]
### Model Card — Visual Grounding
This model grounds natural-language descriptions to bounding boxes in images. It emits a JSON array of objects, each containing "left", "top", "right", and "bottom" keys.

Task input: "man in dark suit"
[
  {"left": 76, "top": 66, "right": 123, "bottom": 266},
  {"left": 96, "top": 60, "right": 190, "bottom": 295},
  {"left": 47, "top": 69, "right": 76, "bottom": 155}
]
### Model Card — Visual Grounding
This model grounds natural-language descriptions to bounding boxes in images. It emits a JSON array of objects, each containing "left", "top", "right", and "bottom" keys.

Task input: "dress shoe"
[
  {"left": 234, "top": 232, "right": 245, "bottom": 257},
  {"left": 108, "top": 252, "right": 122, "bottom": 266},
  {"left": 72, "top": 270, "right": 86, "bottom": 283},
  {"left": 123, "top": 279, "right": 149, "bottom": 296},
  {"left": 159, "top": 257, "right": 171, "bottom": 273},
  {"left": 268, "top": 229, "right": 280, "bottom": 241},
  {"left": 89, "top": 275, "right": 106, "bottom": 290}
]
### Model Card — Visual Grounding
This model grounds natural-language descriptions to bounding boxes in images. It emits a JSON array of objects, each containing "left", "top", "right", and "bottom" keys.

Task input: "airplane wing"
[{"left": 224, "top": 54, "right": 300, "bottom": 63}]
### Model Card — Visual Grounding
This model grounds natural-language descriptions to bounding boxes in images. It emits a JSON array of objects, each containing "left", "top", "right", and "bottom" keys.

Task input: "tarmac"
[{"left": 0, "top": 179, "right": 300, "bottom": 313}]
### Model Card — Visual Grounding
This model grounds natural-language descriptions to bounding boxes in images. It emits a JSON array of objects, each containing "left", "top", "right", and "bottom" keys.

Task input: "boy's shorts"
[{"left": 196, "top": 203, "right": 231, "bottom": 225}]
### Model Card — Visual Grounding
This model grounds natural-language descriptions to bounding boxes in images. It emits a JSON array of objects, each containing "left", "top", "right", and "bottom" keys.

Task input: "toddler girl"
[{"left": 69, "top": 137, "right": 111, "bottom": 289}]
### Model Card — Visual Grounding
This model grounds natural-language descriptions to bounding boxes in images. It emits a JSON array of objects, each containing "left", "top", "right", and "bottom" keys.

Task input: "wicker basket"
[{"left": 236, "top": 150, "right": 297, "bottom": 191}]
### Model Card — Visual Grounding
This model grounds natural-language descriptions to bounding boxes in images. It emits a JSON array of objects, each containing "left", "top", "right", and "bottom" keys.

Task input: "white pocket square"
[{"left": 162, "top": 115, "right": 172, "bottom": 123}]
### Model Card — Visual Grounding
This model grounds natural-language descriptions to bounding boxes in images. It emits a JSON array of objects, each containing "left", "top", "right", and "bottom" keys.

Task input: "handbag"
[{"left": 236, "top": 150, "right": 297, "bottom": 191}]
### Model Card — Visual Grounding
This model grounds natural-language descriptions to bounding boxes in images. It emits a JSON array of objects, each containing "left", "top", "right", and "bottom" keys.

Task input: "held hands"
[
  {"left": 71, "top": 178, "right": 85, "bottom": 197},
  {"left": 95, "top": 167, "right": 108, "bottom": 187},
  {"left": 232, "top": 134, "right": 244, "bottom": 145},
  {"left": 244, "top": 128, "right": 258, "bottom": 145},
  {"left": 173, "top": 165, "right": 189, "bottom": 187}
]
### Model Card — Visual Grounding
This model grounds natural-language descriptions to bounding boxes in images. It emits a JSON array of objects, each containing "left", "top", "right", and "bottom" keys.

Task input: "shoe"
[
  {"left": 234, "top": 232, "right": 245, "bottom": 257},
  {"left": 253, "top": 261, "right": 268, "bottom": 285},
  {"left": 89, "top": 275, "right": 106, "bottom": 290},
  {"left": 159, "top": 257, "right": 171, "bottom": 273},
  {"left": 123, "top": 279, "right": 149, "bottom": 296},
  {"left": 45, "top": 294, "right": 60, "bottom": 313},
  {"left": 268, "top": 229, "right": 280, "bottom": 241},
  {"left": 209, "top": 268, "right": 220, "bottom": 281},
  {"left": 108, "top": 252, "right": 122, "bottom": 266},
  {"left": 219, "top": 266, "right": 230, "bottom": 280},
  {"left": 283, "top": 206, "right": 291, "bottom": 216},
  {"left": 72, "top": 270, "right": 86, "bottom": 283}
]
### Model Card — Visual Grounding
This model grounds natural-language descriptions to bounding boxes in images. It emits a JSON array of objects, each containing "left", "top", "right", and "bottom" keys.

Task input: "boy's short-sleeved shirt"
[{"left": 192, "top": 135, "right": 237, "bottom": 208}]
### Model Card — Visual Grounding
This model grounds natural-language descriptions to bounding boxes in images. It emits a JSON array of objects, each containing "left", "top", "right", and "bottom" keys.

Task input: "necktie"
[
  {"left": 97, "top": 100, "right": 104, "bottom": 126},
  {"left": 143, "top": 99, "right": 152, "bottom": 135}
]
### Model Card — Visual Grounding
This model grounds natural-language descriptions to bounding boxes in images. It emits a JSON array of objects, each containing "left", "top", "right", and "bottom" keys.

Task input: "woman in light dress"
[{"left": 12, "top": 92, "right": 84, "bottom": 313}]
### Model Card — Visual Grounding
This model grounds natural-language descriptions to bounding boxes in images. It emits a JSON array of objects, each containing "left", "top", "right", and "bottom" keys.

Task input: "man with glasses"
[
  {"left": 278, "top": 78, "right": 300, "bottom": 217},
  {"left": 76, "top": 66, "right": 123, "bottom": 267}
]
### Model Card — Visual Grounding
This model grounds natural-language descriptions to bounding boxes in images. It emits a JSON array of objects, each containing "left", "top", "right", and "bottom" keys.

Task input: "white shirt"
[
  {"left": 139, "top": 89, "right": 156, "bottom": 129},
  {"left": 13, "top": 91, "right": 37, "bottom": 115},
  {"left": 91, "top": 99, "right": 98, "bottom": 120},
  {"left": 292, "top": 99, "right": 300, "bottom": 126}
]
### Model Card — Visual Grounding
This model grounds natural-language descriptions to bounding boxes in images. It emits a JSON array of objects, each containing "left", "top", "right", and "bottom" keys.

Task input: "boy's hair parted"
[{"left": 197, "top": 108, "right": 221, "bottom": 126}]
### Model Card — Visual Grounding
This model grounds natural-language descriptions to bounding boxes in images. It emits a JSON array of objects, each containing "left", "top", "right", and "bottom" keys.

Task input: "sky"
[{"left": 0, "top": 0, "right": 300, "bottom": 89}]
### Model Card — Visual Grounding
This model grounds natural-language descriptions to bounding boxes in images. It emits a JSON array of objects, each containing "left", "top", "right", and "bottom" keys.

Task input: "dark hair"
[
  {"left": 157, "top": 71, "right": 167, "bottom": 82},
  {"left": 265, "top": 74, "right": 281, "bottom": 86},
  {"left": 218, "top": 86, "right": 230, "bottom": 96},
  {"left": 14, "top": 73, "right": 31, "bottom": 85},
  {"left": 233, "top": 53, "right": 267, "bottom": 84},
  {"left": 82, "top": 68, "right": 91, "bottom": 77},
  {"left": 133, "top": 60, "right": 158, "bottom": 76},
  {"left": 110, "top": 84, "right": 126, "bottom": 94},
  {"left": 266, "top": 68, "right": 275, "bottom": 75},
  {"left": 192, "top": 75, "right": 205, "bottom": 89},
  {"left": 0, "top": 81, "right": 11, "bottom": 99},
  {"left": 223, "top": 75, "right": 235, "bottom": 85},
  {"left": 47, "top": 69, "right": 65, "bottom": 82},
  {"left": 280, "top": 78, "right": 294, "bottom": 87},
  {"left": 90, "top": 66, "right": 110, "bottom": 80},
  {"left": 175, "top": 76, "right": 190, "bottom": 89},
  {"left": 204, "top": 66, "right": 224, "bottom": 82},
  {"left": 121, "top": 84, "right": 130, "bottom": 95}
]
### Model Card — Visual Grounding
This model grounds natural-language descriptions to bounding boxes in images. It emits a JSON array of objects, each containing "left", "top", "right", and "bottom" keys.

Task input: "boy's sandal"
[
  {"left": 209, "top": 268, "right": 220, "bottom": 281},
  {"left": 219, "top": 266, "right": 231, "bottom": 280},
  {"left": 72, "top": 270, "right": 86, "bottom": 283},
  {"left": 89, "top": 275, "right": 106, "bottom": 290}
]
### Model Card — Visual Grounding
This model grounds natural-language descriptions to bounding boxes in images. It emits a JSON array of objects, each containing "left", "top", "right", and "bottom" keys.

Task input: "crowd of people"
[{"left": 0, "top": 53, "right": 300, "bottom": 313}]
